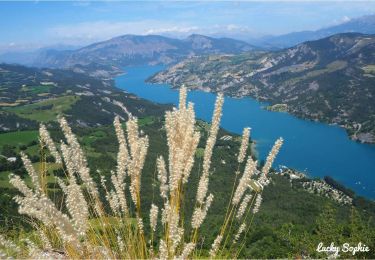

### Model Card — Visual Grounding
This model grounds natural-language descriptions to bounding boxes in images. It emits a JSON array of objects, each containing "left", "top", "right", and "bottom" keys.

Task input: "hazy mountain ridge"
[
  {"left": 149, "top": 33, "right": 375, "bottom": 143},
  {"left": 0, "top": 44, "right": 81, "bottom": 66},
  {"left": 2, "top": 13, "right": 374, "bottom": 66},
  {"left": 261, "top": 14, "right": 375, "bottom": 48},
  {"left": 31, "top": 34, "right": 256, "bottom": 73}
]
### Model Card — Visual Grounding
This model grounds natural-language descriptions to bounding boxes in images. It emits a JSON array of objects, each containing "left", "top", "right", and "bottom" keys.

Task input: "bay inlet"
[{"left": 115, "top": 65, "right": 375, "bottom": 199}]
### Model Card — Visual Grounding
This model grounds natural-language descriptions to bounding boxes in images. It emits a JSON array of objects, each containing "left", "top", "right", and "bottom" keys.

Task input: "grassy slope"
[
  {"left": 4, "top": 95, "right": 79, "bottom": 122},
  {"left": 0, "top": 130, "right": 38, "bottom": 149}
]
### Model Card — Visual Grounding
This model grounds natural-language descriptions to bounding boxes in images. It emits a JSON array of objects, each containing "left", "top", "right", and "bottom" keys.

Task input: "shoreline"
[
  {"left": 146, "top": 78, "right": 375, "bottom": 145},
  {"left": 115, "top": 66, "right": 375, "bottom": 199}
]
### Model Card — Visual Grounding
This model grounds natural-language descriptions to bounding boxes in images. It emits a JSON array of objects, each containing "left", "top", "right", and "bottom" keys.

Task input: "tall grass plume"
[{"left": 1, "top": 87, "right": 283, "bottom": 259}]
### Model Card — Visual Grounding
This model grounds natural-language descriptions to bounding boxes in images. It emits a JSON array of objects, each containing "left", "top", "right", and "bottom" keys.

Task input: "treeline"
[
  {"left": 324, "top": 176, "right": 355, "bottom": 197},
  {"left": 324, "top": 176, "right": 375, "bottom": 215}
]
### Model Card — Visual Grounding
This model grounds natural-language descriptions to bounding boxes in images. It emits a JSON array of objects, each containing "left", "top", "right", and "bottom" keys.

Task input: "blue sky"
[{"left": 0, "top": 1, "right": 374, "bottom": 52}]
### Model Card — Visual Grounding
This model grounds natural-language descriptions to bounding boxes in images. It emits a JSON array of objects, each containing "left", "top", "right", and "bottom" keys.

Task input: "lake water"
[{"left": 115, "top": 65, "right": 375, "bottom": 199}]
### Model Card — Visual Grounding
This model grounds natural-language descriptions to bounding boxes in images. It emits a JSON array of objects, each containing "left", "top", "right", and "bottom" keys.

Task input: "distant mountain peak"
[
  {"left": 186, "top": 34, "right": 211, "bottom": 39},
  {"left": 262, "top": 14, "right": 375, "bottom": 48}
]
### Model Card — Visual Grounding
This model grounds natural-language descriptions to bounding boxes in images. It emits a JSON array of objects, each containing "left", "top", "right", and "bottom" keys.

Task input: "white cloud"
[
  {"left": 145, "top": 26, "right": 200, "bottom": 35},
  {"left": 330, "top": 15, "right": 352, "bottom": 26},
  {"left": 341, "top": 15, "right": 351, "bottom": 23},
  {"left": 48, "top": 20, "right": 199, "bottom": 43}
]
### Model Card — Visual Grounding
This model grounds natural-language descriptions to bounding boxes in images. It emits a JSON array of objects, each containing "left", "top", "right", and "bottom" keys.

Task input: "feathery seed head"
[
  {"left": 253, "top": 194, "right": 263, "bottom": 214},
  {"left": 19, "top": 152, "right": 41, "bottom": 194},
  {"left": 196, "top": 93, "right": 224, "bottom": 204},
  {"left": 232, "top": 156, "right": 257, "bottom": 205},
  {"left": 59, "top": 117, "right": 100, "bottom": 203},
  {"left": 159, "top": 239, "right": 168, "bottom": 260},
  {"left": 238, "top": 127, "right": 251, "bottom": 163},
  {"left": 179, "top": 86, "right": 188, "bottom": 110},
  {"left": 39, "top": 123, "right": 62, "bottom": 164},
  {"left": 234, "top": 223, "right": 246, "bottom": 243},
  {"left": 191, "top": 193, "right": 214, "bottom": 229},
  {"left": 209, "top": 234, "right": 223, "bottom": 257},
  {"left": 236, "top": 194, "right": 252, "bottom": 219},
  {"left": 137, "top": 216, "right": 144, "bottom": 234},
  {"left": 164, "top": 87, "right": 201, "bottom": 195},
  {"left": 157, "top": 156, "right": 169, "bottom": 199},
  {"left": 175, "top": 243, "right": 196, "bottom": 260},
  {"left": 150, "top": 204, "right": 159, "bottom": 232},
  {"left": 262, "top": 137, "right": 283, "bottom": 176}
]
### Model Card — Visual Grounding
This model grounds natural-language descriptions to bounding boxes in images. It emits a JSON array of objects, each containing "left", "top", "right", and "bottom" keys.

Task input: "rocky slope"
[{"left": 149, "top": 33, "right": 375, "bottom": 143}]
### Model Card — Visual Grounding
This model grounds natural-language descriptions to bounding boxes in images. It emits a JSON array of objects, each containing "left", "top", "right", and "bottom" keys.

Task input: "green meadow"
[
  {"left": 5, "top": 95, "right": 79, "bottom": 122},
  {"left": 0, "top": 130, "right": 38, "bottom": 150},
  {"left": 20, "top": 85, "right": 53, "bottom": 95}
]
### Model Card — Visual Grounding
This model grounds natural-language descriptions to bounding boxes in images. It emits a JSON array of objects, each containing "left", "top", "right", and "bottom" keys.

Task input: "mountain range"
[
  {"left": 31, "top": 34, "right": 255, "bottom": 70},
  {"left": 1, "top": 14, "right": 374, "bottom": 68},
  {"left": 259, "top": 14, "right": 375, "bottom": 48},
  {"left": 149, "top": 33, "right": 375, "bottom": 144},
  {"left": 0, "top": 44, "right": 81, "bottom": 67}
]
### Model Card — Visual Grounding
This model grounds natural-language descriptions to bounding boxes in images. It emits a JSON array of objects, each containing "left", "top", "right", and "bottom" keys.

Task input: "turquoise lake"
[{"left": 115, "top": 65, "right": 375, "bottom": 199}]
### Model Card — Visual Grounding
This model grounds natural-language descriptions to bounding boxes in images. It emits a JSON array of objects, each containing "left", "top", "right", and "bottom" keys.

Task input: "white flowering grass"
[{"left": 1, "top": 87, "right": 283, "bottom": 259}]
